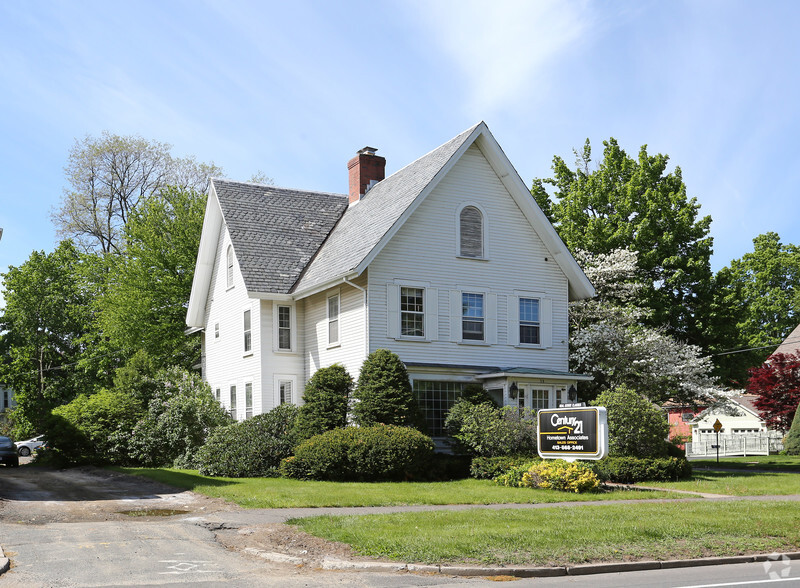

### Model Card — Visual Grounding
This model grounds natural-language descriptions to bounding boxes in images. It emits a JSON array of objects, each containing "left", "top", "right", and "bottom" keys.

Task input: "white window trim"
[
  {"left": 273, "top": 302, "right": 297, "bottom": 353},
  {"left": 274, "top": 374, "right": 299, "bottom": 407},
  {"left": 327, "top": 290, "right": 341, "bottom": 348},
  {"left": 454, "top": 202, "right": 490, "bottom": 260},
  {"left": 509, "top": 290, "right": 552, "bottom": 348},
  {"left": 388, "top": 280, "right": 438, "bottom": 342},
  {"left": 450, "top": 287, "right": 497, "bottom": 345}
]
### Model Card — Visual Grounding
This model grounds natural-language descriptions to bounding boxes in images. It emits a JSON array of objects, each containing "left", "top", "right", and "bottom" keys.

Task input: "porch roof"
[{"left": 404, "top": 362, "right": 593, "bottom": 381}]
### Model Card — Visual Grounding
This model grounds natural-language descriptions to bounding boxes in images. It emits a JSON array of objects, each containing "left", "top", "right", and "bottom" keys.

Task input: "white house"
[
  {"left": 186, "top": 122, "right": 595, "bottom": 436},
  {"left": 689, "top": 394, "right": 783, "bottom": 456}
]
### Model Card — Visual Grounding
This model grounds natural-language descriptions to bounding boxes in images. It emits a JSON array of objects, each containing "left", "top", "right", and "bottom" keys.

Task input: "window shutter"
[
  {"left": 487, "top": 293, "right": 498, "bottom": 344},
  {"left": 507, "top": 295, "right": 519, "bottom": 346},
  {"left": 426, "top": 288, "right": 439, "bottom": 341},
  {"left": 387, "top": 284, "right": 399, "bottom": 338},
  {"left": 541, "top": 297, "right": 553, "bottom": 348},
  {"left": 449, "top": 290, "right": 461, "bottom": 342}
]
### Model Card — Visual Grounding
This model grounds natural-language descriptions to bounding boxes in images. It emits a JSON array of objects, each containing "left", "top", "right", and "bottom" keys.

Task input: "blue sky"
[{"left": 2, "top": 0, "right": 799, "bottom": 308}]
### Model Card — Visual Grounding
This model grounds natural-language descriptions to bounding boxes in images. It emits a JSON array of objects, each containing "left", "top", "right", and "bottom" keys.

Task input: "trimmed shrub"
[
  {"left": 470, "top": 455, "right": 538, "bottom": 480},
  {"left": 128, "top": 366, "right": 231, "bottom": 468},
  {"left": 445, "top": 400, "right": 537, "bottom": 457},
  {"left": 521, "top": 460, "right": 601, "bottom": 493},
  {"left": 47, "top": 390, "right": 144, "bottom": 465},
  {"left": 293, "top": 364, "right": 353, "bottom": 442},
  {"left": 352, "top": 349, "right": 419, "bottom": 428},
  {"left": 196, "top": 404, "right": 299, "bottom": 477},
  {"left": 493, "top": 460, "right": 541, "bottom": 487},
  {"left": 460, "top": 383, "right": 498, "bottom": 407},
  {"left": 590, "top": 456, "right": 692, "bottom": 483},
  {"left": 593, "top": 386, "right": 670, "bottom": 457},
  {"left": 281, "top": 424, "right": 434, "bottom": 481},
  {"left": 785, "top": 405, "right": 800, "bottom": 455}
]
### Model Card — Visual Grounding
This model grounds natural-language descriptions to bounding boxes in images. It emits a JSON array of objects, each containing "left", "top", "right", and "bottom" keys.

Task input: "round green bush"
[
  {"left": 593, "top": 386, "right": 670, "bottom": 457},
  {"left": 196, "top": 404, "right": 299, "bottom": 477},
  {"left": 784, "top": 405, "right": 800, "bottom": 455},
  {"left": 445, "top": 400, "right": 537, "bottom": 457},
  {"left": 293, "top": 364, "right": 353, "bottom": 442},
  {"left": 352, "top": 349, "right": 418, "bottom": 427},
  {"left": 281, "top": 424, "right": 434, "bottom": 481}
]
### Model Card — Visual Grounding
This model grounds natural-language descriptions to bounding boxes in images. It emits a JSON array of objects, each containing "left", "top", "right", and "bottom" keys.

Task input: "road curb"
[{"left": 245, "top": 549, "right": 800, "bottom": 578}]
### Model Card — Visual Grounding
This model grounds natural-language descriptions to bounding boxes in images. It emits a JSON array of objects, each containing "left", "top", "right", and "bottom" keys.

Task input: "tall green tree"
[
  {"left": 532, "top": 138, "right": 714, "bottom": 347},
  {"left": 712, "top": 232, "right": 800, "bottom": 384},
  {"left": 0, "top": 241, "right": 105, "bottom": 435},
  {"left": 98, "top": 187, "right": 206, "bottom": 369}
]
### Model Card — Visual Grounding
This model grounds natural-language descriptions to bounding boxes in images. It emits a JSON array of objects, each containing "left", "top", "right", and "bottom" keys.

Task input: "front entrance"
[{"left": 516, "top": 384, "right": 556, "bottom": 411}]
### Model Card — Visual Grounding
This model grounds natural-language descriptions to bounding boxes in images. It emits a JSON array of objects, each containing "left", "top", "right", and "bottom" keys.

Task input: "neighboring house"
[
  {"left": 689, "top": 394, "right": 783, "bottom": 456},
  {"left": 0, "top": 386, "right": 14, "bottom": 413},
  {"left": 772, "top": 323, "right": 800, "bottom": 357},
  {"left": 186, "top": 122, "right": 595, "bottom": 435},
  {"left": 663, "top": 400, "right": 707, "bottom": 448}
]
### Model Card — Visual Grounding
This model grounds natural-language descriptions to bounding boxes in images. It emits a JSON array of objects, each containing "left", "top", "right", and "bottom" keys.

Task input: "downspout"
[{"left": 343, "top": 277, "right": 369, "bottom": 360}]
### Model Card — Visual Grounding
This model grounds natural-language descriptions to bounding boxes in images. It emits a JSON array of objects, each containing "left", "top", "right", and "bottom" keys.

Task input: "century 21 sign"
[{"left": 537, "top": 407, "right": 608, "bottom": 461}]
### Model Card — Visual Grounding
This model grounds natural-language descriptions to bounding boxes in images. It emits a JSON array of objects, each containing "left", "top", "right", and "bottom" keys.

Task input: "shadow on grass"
[{"left": 110, "top": 467, "right": 237, "bottom": 490}]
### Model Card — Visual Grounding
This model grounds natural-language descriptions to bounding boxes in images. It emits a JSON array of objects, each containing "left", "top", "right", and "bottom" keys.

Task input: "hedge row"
[{"left": 589, "top": 456, "right": 692, "bottom": 483}]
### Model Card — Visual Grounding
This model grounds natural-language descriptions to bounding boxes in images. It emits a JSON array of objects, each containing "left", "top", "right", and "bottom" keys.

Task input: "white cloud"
[{"left": 405, "top": 0, "right": 594, "bottom": 115}]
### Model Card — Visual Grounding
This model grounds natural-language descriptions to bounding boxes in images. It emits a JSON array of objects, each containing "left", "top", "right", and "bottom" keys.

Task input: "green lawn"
[
  {"left": 637, "top": 470, "right": 800, "bottom": 496},
  {"left": 114, "top": 467, "right": 680, "bottom": 508},
  {"left": 291, "top": 501, "right": 800, "bottom": 566},
  {"left": 690, "top": 454, "right": 800, "bottom": 472}
]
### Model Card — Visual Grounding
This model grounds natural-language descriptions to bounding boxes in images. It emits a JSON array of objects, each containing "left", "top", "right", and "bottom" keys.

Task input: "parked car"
[
  {"left": 15, "top": 434, "right": 46, "bottom": 457},
  {"left": 0, "top": 436, "right": 20, "bottom": 467}
]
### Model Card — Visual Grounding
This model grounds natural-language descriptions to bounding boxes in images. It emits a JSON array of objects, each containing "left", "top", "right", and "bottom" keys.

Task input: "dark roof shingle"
[{"left": 212, "top": 180, "right": 348, "bottom": 294}]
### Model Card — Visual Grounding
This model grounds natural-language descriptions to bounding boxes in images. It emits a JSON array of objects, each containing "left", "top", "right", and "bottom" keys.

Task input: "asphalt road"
[{"left": 1, "top": 464, "right": 798, "bottom": 587}]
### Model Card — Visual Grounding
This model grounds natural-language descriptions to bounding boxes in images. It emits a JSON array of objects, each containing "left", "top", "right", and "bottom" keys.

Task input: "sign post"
[
  {"left": 537, "top": 407, "right": 608, "bottom": 461},
  {"left": 713, "top": 418, "right": 723, "bottom": 463}
]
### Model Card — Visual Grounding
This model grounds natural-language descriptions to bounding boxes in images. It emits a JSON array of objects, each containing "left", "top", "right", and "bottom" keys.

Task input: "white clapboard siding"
[
  {"left": 368, "top": 144, "right": 570, "bottom": 371},
  {"left": 303, "top": 274, "right": 368, "bottom": 384}
]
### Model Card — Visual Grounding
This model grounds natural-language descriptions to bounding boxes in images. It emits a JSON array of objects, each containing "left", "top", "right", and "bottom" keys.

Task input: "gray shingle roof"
[
  {"left": 212, "top": 179, "right": 348, "bottom": 294},
  {"left": 293, "top": 123, "right": 481, "bottom": 293}
]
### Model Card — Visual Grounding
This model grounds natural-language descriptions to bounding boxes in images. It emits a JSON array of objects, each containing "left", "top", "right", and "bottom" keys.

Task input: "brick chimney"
[{"left": 348, "top": 147, "right": 385, "bottom": 204}]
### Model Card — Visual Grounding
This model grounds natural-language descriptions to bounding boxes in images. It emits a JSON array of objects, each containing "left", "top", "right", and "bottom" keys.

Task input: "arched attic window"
[
  {"left": 459, "top": 205, "right": 484, "bottom": 258},
  {"left": 226, "top": 245, "right": 234, "bottom": 288}
]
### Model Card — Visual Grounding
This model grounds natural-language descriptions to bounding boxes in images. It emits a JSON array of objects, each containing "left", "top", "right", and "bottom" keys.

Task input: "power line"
[{"left": 712, "top": 334, "right": 800, "bottom": 357}]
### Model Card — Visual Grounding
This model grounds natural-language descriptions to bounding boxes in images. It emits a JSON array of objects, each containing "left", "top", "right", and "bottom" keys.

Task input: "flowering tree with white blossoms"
[{"left": 571, "top": 248, "right": 721, "bottom": 404}]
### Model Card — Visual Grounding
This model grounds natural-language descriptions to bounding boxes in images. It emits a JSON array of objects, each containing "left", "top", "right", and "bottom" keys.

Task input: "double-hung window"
[
  {"left": 229, "top": 385, "right": 237, "bottom": 419},
  {"left": 519, "top": 298, "right": 540, "bottom": 345},
  {"left": 462, "top": 293, "right": 485, "bottom": 341},
  {"left": 277, "top": 306, "right": 291, "bottom": 350},
  {"left": 243, "top": 309, "right": 252, "bottom": 353},
  {"left": 245, "top": 383, "right": 253, "bottom": 420},
  {"left": 327, "top": 294, "right": 340, "bottom": 345},
  {"left": 400, "top": 287, "right": 425, "bottom": 337},
  {"left": 279, "top": 380, "right": 293, "bottom": 404}
]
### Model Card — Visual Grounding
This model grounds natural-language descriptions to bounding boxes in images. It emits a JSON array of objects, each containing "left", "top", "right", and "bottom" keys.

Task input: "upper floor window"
[
  {"left": 327, "top": 294, "right": 340, "bottom": 345},
  {"left": 277, "top": 305, "right": 291, "bottom": 350},
  {"left": 519, "top": 298, "right": 540, "bottom": 345},
  {"left": 462, "top": 292, "right": 485, "bottom": 341},
  {"left": 243, "top": 309, "right": 252, "bottom": 353},
  {"left": 459, "top": 206, "right": 483, "bottom": 258},
  {"left": 226, "top": 245, "right": 234, "bottom": 288},
  {"left": 400, "top": 287, "right": 425, "bottom": 337}
]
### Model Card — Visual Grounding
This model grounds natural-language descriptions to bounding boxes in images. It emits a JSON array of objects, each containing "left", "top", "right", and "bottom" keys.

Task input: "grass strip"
[
  {"left": 113, "top": 467, "right": 682, "bottom": 508},
  {"left": 291, "top": 501, "right": 800, "bottom": 566},
  {"left": 637, "top": 470, "right": 800, "bottom": 496},
  {"left": 690, "top": 455, "right": 800, "bottom": 472}
]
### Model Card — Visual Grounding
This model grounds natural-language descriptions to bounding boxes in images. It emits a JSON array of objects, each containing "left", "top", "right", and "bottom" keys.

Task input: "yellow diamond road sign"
[{"left": 713, "top": 419, "right": 723, "bottom": 433}]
